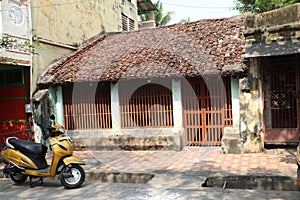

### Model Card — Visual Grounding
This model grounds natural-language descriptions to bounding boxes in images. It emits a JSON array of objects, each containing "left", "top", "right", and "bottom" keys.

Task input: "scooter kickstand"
[{"left": 29, "top": 176, "right": 44, "bottom": 188}]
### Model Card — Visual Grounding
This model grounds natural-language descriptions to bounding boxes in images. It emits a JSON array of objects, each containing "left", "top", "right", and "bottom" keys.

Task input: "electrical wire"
[{"left": 160, "top": 1, "right": 234, "bottom": 9}]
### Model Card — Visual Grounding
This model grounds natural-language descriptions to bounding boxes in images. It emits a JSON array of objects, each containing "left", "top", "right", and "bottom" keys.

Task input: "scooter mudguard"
[{"left": 63, "top": 156, "right": 85, "bottom": 165}]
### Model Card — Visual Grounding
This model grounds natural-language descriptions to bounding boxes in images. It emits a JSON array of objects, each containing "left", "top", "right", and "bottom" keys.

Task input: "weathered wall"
[
  {"left": 239, "top": 58, "right": 264, "bottom": 153},
  {"left": 31, "top": 0, "right": 138, "bottom": 92},
  {"left": 240, "top": 3, "right": 300, "bottom": 152},
  {"left": 1, "top": 0, "right": 31, "bottom": 62},
  {"left": 32, "top": 44, "right": 73, "bottom": 93},
  {"left": 31, "top": 0, "right": 137, "bottom": 44},
  {"left": 32, "top": 88, "right": 56, "bottom": 143},
  {"left": 244, "top": 3, "right": 300, "bottom": 57}
]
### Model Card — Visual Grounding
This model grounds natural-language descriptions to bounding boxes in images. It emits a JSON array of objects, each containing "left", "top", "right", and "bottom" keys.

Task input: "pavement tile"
[{"left": 1, "top": 146, "right": 297, "bottom": 181}]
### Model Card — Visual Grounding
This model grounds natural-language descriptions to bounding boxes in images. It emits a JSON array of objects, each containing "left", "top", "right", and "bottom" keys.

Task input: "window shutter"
[
  {"left": 129, "top": 18, "right": 135, "bottom": 31},
  {"left": 122, "top": 14, "right": 128, "bottom": 31}
]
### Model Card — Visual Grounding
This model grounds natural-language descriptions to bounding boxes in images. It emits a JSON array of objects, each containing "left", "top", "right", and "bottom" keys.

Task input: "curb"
[
  {"left": 0, "top": 164, "right": 154, "bottom": 184},
  {"left": 85, "top": 170, "right": 154, "bottom": 183}
]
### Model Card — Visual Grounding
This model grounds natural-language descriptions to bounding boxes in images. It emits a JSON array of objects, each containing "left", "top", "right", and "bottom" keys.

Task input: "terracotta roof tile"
[{"left": 38, "top": 16, "right": 246, "bottom": 87}]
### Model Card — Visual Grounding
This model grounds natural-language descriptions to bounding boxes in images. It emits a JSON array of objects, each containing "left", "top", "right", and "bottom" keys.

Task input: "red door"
[{"left": 0, "top": 69, "right": 27, "bottom": 148}]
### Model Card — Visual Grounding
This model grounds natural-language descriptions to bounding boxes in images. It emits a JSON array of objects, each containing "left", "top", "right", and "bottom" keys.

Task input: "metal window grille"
[
  {"left": 119, "top": 81, "right": 173, "bottom": 128},
  {"left": 182, "top": 77, "right": 232, "bottom": 146},
  {"left": 63, "top": 83, "right": 112, "bottom": 130}
]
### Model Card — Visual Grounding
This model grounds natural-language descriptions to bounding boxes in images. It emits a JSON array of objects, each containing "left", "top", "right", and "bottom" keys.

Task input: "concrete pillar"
[
  {"left": 172, "top": 79, "right": 183, "bottom": 128},
  {"left": 111, "top": 83, "right": 121, "bottom": 130},
  {"left": 239, "top": 58, "right": 264, "bottom": 153},
  {"left": 231, "top": 76, "right": 240, "bottom": 129},
  {"left": 172, "top": 79, "right": 184, "bottom": 150},
  {"left": 55, "top": 86, "right": 64, "bottom": 126},
  {"left": 221, "top": 76, "right": 241, "bottom": 154}
]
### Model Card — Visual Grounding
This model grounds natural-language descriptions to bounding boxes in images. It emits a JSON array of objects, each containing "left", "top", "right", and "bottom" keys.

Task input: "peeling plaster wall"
[
  {"left": 239, "top": 58, "right": 264, "bottom": 153},
  {"left": 31, "top": 0, "right": 138, "bottom": 92},
  {"left": 32, "top": 88, "right": 55, "bottom": 143},
  {"left": 31, "top": 0, "right": 137, "bottom": 44},
  {"left": 244, "top": 3, "right": 300, "bottom": 57}
]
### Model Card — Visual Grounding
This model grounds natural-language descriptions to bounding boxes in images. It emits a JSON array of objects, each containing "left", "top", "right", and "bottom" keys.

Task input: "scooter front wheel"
[{"left": 60, "top": 165, "right": 85, "bottom": 189}]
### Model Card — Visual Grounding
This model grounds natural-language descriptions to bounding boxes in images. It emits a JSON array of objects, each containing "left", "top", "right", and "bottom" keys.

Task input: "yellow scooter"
[{"left": 1, "top": 115, "right": 85, "bottom": 189}]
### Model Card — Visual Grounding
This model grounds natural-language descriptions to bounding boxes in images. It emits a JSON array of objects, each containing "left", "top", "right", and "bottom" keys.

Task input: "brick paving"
[
  {"left": 1, "top": 146, "right": 297, "bottom": 181},
  {"left": 70, "top": 147, "right": 297, "bottom": 178}
]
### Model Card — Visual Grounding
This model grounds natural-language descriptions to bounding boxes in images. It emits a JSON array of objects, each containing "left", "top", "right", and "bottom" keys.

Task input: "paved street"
[
  {"left": 1, "top": 146, "right": 300, "bottom": 199},
  {"left": 78, "top": 147, "right": 297, "bottom": 177},
  {"left": 0, "top": 177, "right": 300, "bottom": 200}
]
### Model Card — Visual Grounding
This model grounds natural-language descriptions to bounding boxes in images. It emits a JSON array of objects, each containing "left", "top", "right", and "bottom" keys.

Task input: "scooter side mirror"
[{"left": 50, "top": 114, "right": 55, "bottom": 120}]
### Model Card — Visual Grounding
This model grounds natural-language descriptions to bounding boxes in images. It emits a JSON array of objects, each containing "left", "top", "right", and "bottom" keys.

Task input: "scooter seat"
[{"left": 10, "top": 139, "right": 47, "bottom": 155}]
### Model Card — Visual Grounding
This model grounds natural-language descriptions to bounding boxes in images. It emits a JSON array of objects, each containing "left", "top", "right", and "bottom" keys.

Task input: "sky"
[{"left": 160, "top": 0, "right": 240, "bottom": 24}]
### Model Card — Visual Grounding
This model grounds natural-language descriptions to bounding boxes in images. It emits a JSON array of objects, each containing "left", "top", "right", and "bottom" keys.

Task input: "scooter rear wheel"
[
  {"left": 10, "top": 173, "right": 28, "bottom": 184},
  {"left": 60, "top": 165, "right": 85, "bottom": 189}
]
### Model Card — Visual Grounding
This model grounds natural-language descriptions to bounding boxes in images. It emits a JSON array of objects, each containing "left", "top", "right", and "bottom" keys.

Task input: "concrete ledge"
[
  {"left": 68, "top": 128, "right": 184, "bottom": 151},
  {"left": 221, "top": 127, "right": 241, "bottom": 154}
]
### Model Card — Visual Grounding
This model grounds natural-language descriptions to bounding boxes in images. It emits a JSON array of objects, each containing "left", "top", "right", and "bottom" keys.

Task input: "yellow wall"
[
  {"left": 31, "top": 0, "right": 137, "bottom": 44},
  {"left": 31, "top": 0, "right": 138, "bottom": 92}
]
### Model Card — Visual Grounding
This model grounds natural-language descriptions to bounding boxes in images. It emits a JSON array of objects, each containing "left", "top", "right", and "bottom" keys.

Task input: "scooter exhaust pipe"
[{"left": 3, "top": 163, "right": 25, "bottom": 175}]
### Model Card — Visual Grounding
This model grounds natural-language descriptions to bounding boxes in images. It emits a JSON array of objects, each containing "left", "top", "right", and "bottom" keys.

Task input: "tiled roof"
[{"left": 38, "top": 16, "right": 246, "bottom": 87}]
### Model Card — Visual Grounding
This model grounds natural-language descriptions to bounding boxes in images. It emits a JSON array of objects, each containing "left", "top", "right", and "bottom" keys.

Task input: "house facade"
[{"left": 0, "top": 0, "right": 32, "bottom": 145}]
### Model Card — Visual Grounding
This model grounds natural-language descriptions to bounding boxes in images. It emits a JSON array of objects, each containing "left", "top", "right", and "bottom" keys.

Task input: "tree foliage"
[
  {"left": 234, "top": 0, "right": 300, "bottom": 13},
  {"left": 140, "top": 0, "right": 174, "bottom": 26}
]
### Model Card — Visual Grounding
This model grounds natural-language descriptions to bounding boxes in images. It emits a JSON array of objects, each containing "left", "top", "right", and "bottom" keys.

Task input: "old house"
[
  {"left": 37, "top": 16, "right": 246, "bottom": 151},
  {"left": 36, "top": 3, "right": 300, "bottom": 153}
]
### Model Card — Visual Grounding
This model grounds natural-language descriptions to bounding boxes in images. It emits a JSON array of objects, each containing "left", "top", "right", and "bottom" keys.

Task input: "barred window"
[
  {"left": 63, "top": 83, "right": 112, "bottom": 130},
  {"left": 119, "top": 81, "right": 173, "bottom": 128}
]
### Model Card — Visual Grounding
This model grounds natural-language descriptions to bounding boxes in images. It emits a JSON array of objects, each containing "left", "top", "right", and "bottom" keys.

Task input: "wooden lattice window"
[
  {"left": 119, "top": 81, "right": 173, "bottom": 128},
  {"left": 63, "top": 83, "right": 112, "bottom": 130}
]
